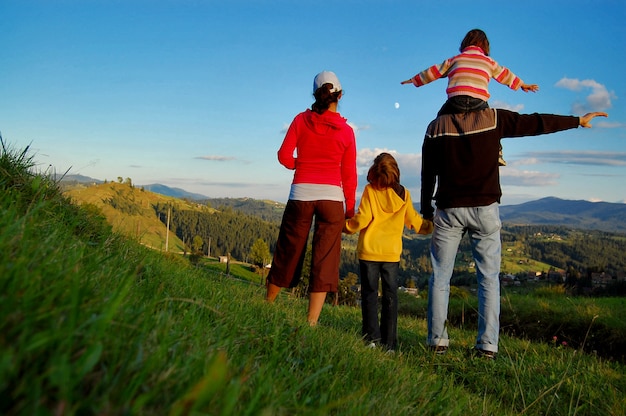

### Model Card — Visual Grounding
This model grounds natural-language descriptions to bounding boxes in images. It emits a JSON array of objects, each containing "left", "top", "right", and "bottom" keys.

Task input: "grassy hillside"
[
  {"left": 2, "top": 141, "right": 625, "bottom": 415},
  {"left": 500, "top": 240, "right": 562, "bottom": 274},
  {"left": 64, "top": 181, "right": 215, "bottom": 252}
]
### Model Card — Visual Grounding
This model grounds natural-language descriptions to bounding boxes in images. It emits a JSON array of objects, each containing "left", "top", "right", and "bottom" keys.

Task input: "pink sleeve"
[
  {"left": 414, "top": 58, "right": 451, "bottom": 87},
  {"left": 492, "top": 62, "right": 523, "bottom": 91}
]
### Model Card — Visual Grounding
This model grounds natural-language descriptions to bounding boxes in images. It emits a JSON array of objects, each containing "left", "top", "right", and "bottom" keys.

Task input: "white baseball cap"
[{"left": 313, "top": 71, "right": 342, "bottom": 93}]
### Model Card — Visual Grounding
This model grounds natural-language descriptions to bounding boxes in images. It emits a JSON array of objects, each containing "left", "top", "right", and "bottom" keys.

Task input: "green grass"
[
  {"left": 1, "top": 140, "right": 625, "bottom": 415},
  {"left": 200, "top": 258, "right": 266, "bottom": 285},
  {"left": 501, "top": 241, "right": 561, "bottom": 274}
]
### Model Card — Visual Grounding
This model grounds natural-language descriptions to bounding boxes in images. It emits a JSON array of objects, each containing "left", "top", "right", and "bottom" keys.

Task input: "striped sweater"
[{"left": 410, "top": 46, "right": 523, "bottom": 101}]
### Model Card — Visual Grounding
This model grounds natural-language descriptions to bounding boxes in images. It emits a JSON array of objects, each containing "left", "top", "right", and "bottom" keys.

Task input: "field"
[
  {"left": 2, "top": 141, "right": 625, "bottom": 415},
  {"left": 501, "top": 241, "right": 559, "bottom": 274}
]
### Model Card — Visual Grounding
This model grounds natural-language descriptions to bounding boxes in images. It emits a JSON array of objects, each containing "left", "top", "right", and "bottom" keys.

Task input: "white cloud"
[
  {"left": 510, "top": 157, "right": 540, "bottom": 166},
  {"left": 356, "top": 147, "right": 422, "bottom": 172},
  {"left": 555, "top": 77, "right": 616, "bottom": 112},
  {"left": 355, "top": 148, "right": 423, "bottom": 193},
  {"left": 491, "top": 100, "right": 524, "bottom": 112},
  {"left": 349, "top": 122, "right": 371, "bottom": 137},
  {"left": 595, "top": 121, "right": 625, "bottom": 129},
  {"left": 518, "top": 150, "right": 626, "bottom": 167},
  {"left": 500, "top": 168, "right": 560, "bottom": 187},
  {"left": 195, "top": 155, "right": 236, "bottom": 161}
]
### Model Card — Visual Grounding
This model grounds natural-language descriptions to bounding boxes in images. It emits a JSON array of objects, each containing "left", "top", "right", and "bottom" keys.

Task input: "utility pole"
[{"left": 165, "top": 205, "right": 171, "bottom": 252}]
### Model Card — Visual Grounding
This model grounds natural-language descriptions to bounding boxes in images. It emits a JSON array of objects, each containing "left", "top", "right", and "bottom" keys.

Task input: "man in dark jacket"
[{"left": 420, "top": 109, "right": 607, "bottom": 358}]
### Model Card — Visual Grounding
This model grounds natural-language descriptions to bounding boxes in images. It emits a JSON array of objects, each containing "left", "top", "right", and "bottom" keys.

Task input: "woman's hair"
[
  {"left": 311, "top": 83, "right": 342, "bottom": 114},
  {"left": 460, "top": 28, "right": 490, "bottom": 56},
  {"left": 367, "top": 153, "right": 404, "bottom": 198}
]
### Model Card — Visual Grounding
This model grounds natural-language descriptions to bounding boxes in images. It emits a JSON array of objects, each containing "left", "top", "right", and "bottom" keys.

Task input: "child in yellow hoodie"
[{"left": 344, "top": 153, "right": 433, "bottom": 351}]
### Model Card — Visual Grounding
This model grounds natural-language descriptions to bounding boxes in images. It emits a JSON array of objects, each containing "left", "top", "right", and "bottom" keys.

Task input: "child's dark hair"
[
  {"left": 311, "top": 84, "right": 342, "bottom": 114},
  {"left": 460, "top": 28, "right": 490, "bottom": 56},
  {"left": 367, "top": 153, "right": 405, "bottom": 199}
]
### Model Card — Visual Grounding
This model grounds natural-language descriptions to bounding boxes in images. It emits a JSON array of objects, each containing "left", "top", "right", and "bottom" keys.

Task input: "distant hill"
[
  {"left": 63, "top": 182, "right": 212, "bottom": 252},
  {"left": 62, "top": 183, "right": 626, "bottom": 281},
  {"left": 199, "top": 195, "right": 626, "bottom": 233},
  {"left": 60, "top": 174, "right": 626, "bottom": 234},
  {"left": 63, "top": 182, "right": 281, "bottom": 260},
  {"left": 56, "top": 174, "right": 103, "bottom": 186},
  {"left": 500, "top": 197, "right": 626, "bottom": 233},
  {"left": 203, "top": 197, "right": 286, "bottom": 223},
  {"left": 58, "top": 176, "right": 210, "bottom": 201},
  {"left": 141, "top": 184, "right": 209, "bottom": 201}
]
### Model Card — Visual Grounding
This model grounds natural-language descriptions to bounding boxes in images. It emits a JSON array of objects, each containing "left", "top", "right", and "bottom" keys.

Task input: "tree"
[
  {"left": 192, "top": 235, "right": 204, "bottom": 253},
  {"left": 250, "top": 238, "right": 271, "bottom": 267}
]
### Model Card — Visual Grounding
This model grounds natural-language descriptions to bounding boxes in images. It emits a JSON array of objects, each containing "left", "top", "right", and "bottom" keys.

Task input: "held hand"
[
  {"left": 579, "top": 112, "right": 608, "bottom": 128},
  {"left": 417, "top": 219, "right": 434, "bottom": 235},
  {"left": 521, "top": 84, "right": 539, "bottom": 92},
  {"left": 342, "top": 222, "right": 356, "bottom": 235}
]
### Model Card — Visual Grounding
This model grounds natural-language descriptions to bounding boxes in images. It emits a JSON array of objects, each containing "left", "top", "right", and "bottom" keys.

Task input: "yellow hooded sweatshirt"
[{"left": 345, "top": 184, "right": 433, "bottom": 262}]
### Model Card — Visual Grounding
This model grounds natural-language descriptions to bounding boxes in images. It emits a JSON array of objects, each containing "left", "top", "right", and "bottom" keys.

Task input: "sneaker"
[
  {"left": 366, "top": 342, "right": 377, "bottom": 349},
  {"left": 474, "top": 348, "right": 496, "bottom": 359},
  {"left": 429, "top": 345, "right": 448, "bottom": 355}
]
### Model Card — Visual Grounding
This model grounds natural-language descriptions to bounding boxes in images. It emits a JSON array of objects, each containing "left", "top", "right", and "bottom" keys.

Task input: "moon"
[{"left": 394, "top": 102, "right": 400, "bottom": 109}]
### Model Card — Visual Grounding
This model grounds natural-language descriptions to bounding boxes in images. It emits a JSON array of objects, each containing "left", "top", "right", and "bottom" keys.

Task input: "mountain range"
[
  {"left": 60, "top": 175, "right": 626, "bottom": 233},
  {"left": 499, "top": 197, "right": 626, "bottom": 233}
]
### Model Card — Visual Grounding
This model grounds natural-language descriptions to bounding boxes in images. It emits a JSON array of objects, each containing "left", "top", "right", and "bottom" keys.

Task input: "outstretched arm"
[
  {"left": 579, "top": 112, "right": 608, "bottom": 128},
  {"left": 521, "top": 83, "right": 539, "bottom": 92}
]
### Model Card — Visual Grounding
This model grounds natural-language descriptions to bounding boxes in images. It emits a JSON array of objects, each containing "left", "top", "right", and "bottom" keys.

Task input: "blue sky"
[{"left": 2, "top": 0, "right": 625, "bottom": 206}]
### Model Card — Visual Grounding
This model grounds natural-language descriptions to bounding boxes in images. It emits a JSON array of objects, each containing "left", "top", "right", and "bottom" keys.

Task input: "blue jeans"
[
  {"left": 437, "top": 95, "right": 489, "bottom": 117},
  {"left": 427, "top": 203, "right": 501, "bottom": 353},
  {"left": 359, "top": 260, "right": 399, "bottom": 350}
]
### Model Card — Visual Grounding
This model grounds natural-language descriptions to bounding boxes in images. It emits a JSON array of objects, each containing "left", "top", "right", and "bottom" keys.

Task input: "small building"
[
  {"left": 501, "top": 274, "right": 516, "bottom": 286},
  {"left": 591, "top": 272, "right": 614, "bottom": 288},
  {"left": 399, "top": 287, "right": 419, "bottom": 297}
]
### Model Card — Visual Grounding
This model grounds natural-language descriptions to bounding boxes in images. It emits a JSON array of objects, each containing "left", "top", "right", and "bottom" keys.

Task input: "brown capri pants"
[{"left": 267, "top": 199, "right": 344, "bottom": 292}]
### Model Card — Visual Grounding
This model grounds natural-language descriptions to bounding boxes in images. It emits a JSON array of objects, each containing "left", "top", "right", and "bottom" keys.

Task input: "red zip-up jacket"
[{"left": 278, "top": 109, "right": 357, "bottom": 215}]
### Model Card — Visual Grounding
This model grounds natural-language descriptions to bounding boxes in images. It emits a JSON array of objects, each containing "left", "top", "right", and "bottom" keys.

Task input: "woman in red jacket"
[{"left": 266, "top": 71, "right": 357, "bottom": 326}]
